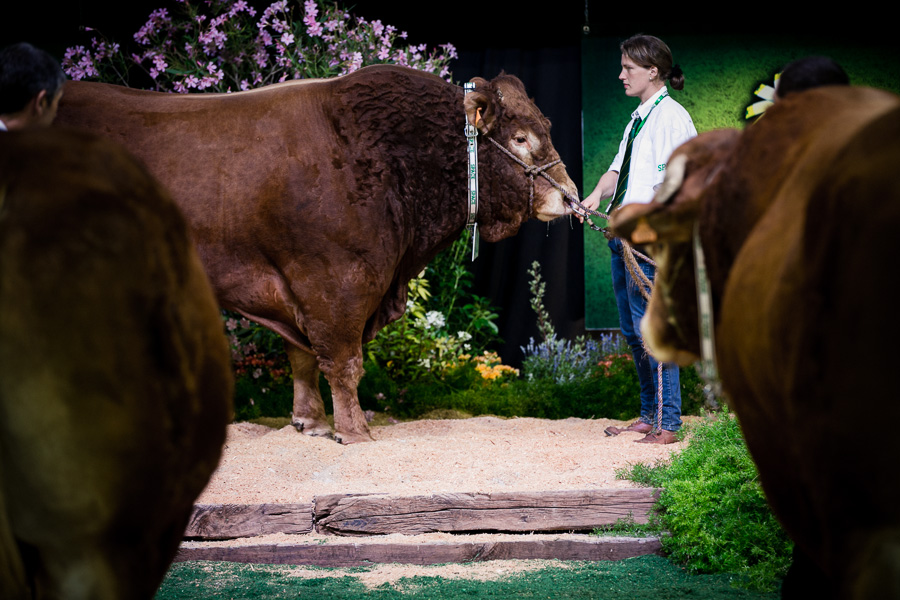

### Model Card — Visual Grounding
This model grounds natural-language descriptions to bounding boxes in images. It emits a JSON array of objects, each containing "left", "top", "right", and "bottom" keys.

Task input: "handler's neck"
[{"left": 639, "top": 82, "right": 665, "bottom": 105}]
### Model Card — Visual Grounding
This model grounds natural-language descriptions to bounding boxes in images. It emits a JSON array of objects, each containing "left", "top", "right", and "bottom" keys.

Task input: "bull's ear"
[{"left": 464, "top": 78, "right": 496, "bottom": 134}]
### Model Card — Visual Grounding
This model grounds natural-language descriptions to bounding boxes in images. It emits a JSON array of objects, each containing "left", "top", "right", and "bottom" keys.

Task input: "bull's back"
[{"left": 56, "top": 79, "right": 353, "bottom": 283}]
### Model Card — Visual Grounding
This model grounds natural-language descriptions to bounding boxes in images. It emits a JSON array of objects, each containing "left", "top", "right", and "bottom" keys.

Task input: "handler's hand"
[{"left": 577, "top": 191, "right": 602, "bottom": 223}]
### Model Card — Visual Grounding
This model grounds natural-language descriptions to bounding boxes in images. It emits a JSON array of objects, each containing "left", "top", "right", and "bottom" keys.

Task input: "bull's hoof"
[
  {"left": 334, "top": 431, "right": 375, "bottom": 445},
  {"left": 291, "top": 419, "right": 334, "bottom": 440}
]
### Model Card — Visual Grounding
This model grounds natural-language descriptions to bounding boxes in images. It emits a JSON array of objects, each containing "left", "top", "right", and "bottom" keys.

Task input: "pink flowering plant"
[{"left": 62, "top": 0, "right": 456, "bottom": 93}]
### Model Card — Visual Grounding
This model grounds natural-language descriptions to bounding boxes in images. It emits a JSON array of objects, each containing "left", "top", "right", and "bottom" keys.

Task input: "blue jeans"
[{"left": 609, "top": 238, "right": 682, "bottom": 431}]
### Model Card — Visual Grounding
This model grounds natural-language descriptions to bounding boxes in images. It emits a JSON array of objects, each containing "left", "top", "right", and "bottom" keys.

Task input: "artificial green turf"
[{"left": 156, "top": 556, "right": 780, "bottom": 599}]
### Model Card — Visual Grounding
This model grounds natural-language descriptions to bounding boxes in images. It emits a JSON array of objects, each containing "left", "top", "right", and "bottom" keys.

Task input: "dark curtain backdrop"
[{"left": 453, "top": 46, "right": 586, "bottom": 368}]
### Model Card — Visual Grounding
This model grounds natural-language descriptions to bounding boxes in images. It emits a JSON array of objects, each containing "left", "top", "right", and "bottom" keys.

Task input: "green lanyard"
[{"left": 631, "top": 90, "right": 668, "bottom": 138}]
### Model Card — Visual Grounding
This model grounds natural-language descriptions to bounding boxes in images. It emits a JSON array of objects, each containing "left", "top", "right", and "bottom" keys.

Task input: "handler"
[{"left": 582, "top": 34, "right": 697, "bottom": 444}]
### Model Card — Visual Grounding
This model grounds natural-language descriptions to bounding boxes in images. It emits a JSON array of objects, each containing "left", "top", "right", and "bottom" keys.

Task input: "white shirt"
[
  {"left": 0, "top": 119, "right": 7, "bottom": 131},
  {"left": 608, "top": 86, "right": 696, "bottom": 206}
]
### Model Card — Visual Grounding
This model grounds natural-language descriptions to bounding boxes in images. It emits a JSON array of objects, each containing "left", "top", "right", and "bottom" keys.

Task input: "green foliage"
[
  {"left": 678, "top": 363, "right": 708, "bottom": 417},
  {"left": 363, "top": 230, "right": 505, "bottom": 397},
  {"left": 592, "top": 514, "right": 662, "bottom": 538},
  {"left": 223, "top": 313, "right": 294, "bottom": 420},
  {"left": 358, "top": 255, "right": 707, "bottom": 421},
  {"left": 619, "top": 412, "right": 792, "bottom": 592},
  {"left": 365, "top": 354, "right": 641, "bottom": 421},
  {"left": 424, "top": 229, "right": 500, "bottom": 350}
]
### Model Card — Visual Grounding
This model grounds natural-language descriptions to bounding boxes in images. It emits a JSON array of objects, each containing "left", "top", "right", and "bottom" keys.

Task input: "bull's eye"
[{"left": 510, "top": 131, "right": 536, "bottom": 158}]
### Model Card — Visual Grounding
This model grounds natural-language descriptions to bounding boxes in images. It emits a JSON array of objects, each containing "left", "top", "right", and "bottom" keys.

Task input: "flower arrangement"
[
  {"left": 520, "top": 261, "right": 628, "bottom": 384},
  {"left": 471, "top": 351, "right": 519, "bottom": 383},
  {"left": 366, "top": 272, "right": 506, "bottom": 387},
  {"left": 62, "top": 0, "right": 457, "bottom": 92}
]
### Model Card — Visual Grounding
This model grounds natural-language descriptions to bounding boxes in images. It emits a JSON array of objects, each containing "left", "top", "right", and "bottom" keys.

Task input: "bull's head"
[
  {"left": 463, "top": 74, "right": 577, "bottom": 240},
  {"left": 610, "top": 129, "right": 740, "bottom": 366}
]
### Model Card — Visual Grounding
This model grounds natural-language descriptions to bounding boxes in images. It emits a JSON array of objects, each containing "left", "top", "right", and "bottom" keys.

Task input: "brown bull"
[
  {"left": 55, "top": 64, "right": 577, "bottom": 444},
  {"left": 611, "top": 86, "right": 900, "bottom": 597},
  {"left": 0, "top": 129, "right": 232, "bottom": 598}
]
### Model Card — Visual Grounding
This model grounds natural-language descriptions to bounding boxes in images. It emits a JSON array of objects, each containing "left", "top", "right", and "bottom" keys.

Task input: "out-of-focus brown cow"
[
  {"left": 55, "top": 65, "right": 578, "bottom": 444},
  {"left": 0, "top": 128, "right": 232, "bottom": 599},
  {"left": 611, "top": 86, "right": 900, "bottom": 598}
]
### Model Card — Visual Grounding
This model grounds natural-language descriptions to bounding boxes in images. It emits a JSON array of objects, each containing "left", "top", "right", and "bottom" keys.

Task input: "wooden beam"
[
  {"left": 186, "top": 503, "right": 313, "bottom": 540},
  {"left": 175, "top": 536, "right": 663, "bottom": 567},
  {"left": 184, "top": 489, "right": 662, "bottom": 540},
  {"left": 315, "top": 489, "right": 660, "bottom": 536}
]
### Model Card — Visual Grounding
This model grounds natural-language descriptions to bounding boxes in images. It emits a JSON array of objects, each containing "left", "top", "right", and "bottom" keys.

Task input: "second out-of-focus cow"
[
  {"left": 0, "top": 129, "right": 232, "bottom": 599},
  {"left": 611, "top": 86, "right": 900, "bottom": 598},
  {"left": 56, "top": 65, "right": 578, "bottom": 444}
]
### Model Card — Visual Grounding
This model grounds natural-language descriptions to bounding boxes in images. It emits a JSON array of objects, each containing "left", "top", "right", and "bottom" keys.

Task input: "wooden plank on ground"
[
  {"left": 315, "top": 489, "right": 660, "bottom": 536},
  {"left": 186, "top": 503, "right": 313, "bottom": 540},
  {"left": 175, "top": 536, "right": 662, "bottom": 567}
]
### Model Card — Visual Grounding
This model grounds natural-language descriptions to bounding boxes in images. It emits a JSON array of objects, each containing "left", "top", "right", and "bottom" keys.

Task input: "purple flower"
[
  {"left": 134, "top": 8, "right": 170, "bottom": 44},
  {"left": 306, "top": 20, "right": 324, "bottom": 37}
]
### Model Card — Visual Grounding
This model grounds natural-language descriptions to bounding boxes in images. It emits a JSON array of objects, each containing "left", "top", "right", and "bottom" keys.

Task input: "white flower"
[{"left": 424, "top": 311, "right": 445, "bottom": 330}]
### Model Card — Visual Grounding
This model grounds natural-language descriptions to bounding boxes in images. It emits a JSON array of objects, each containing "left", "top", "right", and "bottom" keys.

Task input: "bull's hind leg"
[
  {"left": 320, "top": 349, "right": 373, "bottom": 445},
  {"left": 285, "top": 344, "right": 333, "bottom": 438}
]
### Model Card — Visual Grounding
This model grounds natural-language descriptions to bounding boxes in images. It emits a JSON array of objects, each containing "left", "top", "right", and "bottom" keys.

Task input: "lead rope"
[{"left": 621, "top": 237, "right": 665, "bottom": 434}]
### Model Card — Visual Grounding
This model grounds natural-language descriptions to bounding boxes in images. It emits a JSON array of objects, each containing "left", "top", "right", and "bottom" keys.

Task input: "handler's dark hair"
[
  {"left": 620, "top": 34, "right": 685, "bottom": 91},
  {"left": 0, "top": 43, "right": 66, "bottom": 114},
  {"left": 776, "top": 55, "right": 849, "bottom": 98}
]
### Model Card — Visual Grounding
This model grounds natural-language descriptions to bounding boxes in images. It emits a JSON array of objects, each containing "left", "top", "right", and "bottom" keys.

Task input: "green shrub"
[
  {"left": 678, "top": 364, "right": 708, "bottom": 417},
  {"left": 620, "top": 411, "right": 792, "bottom": 592},
  {"left": 233, "top": 373, "right": 293, "bottom": 421}
]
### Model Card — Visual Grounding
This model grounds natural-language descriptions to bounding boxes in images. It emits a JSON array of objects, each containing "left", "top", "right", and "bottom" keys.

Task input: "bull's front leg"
[
  {"left": 319, "top": 348, "right": 373, "bottom": 445},
  {"left": 285, "top": 343, "right": 333, "bottom": 438}
]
